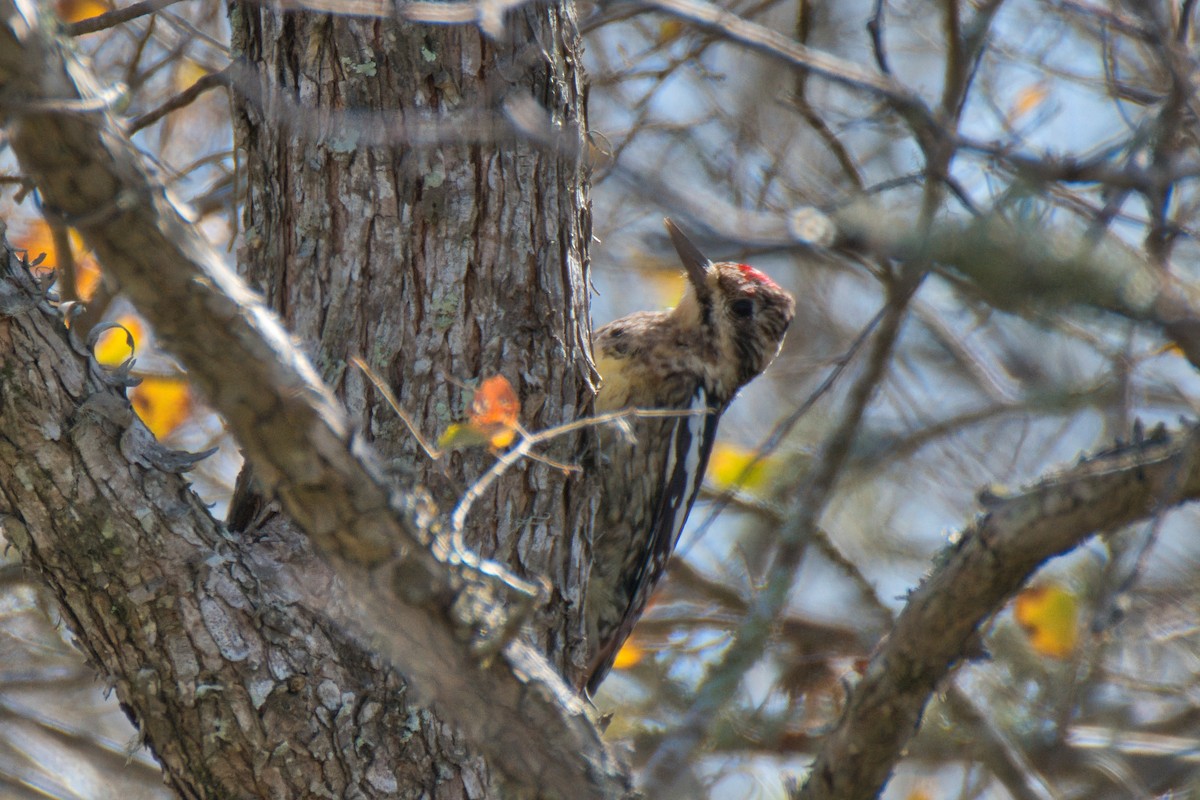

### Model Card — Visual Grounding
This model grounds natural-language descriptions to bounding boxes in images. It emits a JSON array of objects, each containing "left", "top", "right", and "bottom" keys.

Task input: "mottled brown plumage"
[{"left": 585, "top": 220, "right": 795, "bottom": 693}]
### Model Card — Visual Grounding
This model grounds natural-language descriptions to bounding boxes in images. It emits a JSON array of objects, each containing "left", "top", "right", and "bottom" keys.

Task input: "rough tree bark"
[
  {"left": 227, "top": 1, "right": 596, "bottom": 793},
  {"left": 229, "top": 5, "right": 595, "bottom": 670},
  {"left": 0, "top": 1, "right": 599, "bottom": 798}
]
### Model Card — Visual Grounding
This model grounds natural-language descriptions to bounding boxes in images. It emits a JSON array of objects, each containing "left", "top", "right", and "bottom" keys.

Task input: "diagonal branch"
[
  {"left": 798, "top": 425, "right": 1200, "bottom": 800},
  {"left": 0, "top": 5, "right": 625, "bottom": 798},
  {"left": 831, "top": 205, "right": 1200, "bottom": 371},
  {"left": 126, "top": 65, "right": 230, "bottom": 134}
]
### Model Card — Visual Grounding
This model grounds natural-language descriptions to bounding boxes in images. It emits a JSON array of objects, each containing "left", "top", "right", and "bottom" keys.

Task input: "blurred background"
[{"left": 5, "top": 0, "right": 1200, "bottom": 797}]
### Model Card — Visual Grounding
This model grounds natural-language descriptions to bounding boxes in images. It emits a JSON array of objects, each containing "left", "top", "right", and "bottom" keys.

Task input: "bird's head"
[{"left": 666, "top": 218, "right": 796, "bottom": 390}]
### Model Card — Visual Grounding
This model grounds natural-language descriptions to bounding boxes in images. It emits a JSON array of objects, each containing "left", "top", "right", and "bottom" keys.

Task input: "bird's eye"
[{"left": 730, "top": 298, "right": 755, "bottom": 319}]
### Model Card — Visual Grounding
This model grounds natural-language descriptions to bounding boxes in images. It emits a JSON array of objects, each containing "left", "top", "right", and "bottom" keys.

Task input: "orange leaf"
[
  {"left": 469, "top": 375, "right": 520, "bottom": 428},
  {"left": 468, "top": 375, "right": 520, "bottom": 448},
  {"left": 10, "top": 219, "right": 102, "bottom": 300},
  {"left": 611, "top": 639, "right": 644, "bottom": 671},
  {"left": 436, "top": 376, "right": 521, "bottom": 451},
  {"left": 56, "top": 0, "right": 109, "bottom": 23},
  {"left": 1014, "top": 584, "right": 1079, "bottom": 659},
  {"left": 1011, "top": 82, "right": 1049, "bottom": 122},
  {"left": 94, "top": 315, "right": 145, "bottom": 366},
  {"left": 75, "top": 255, "right": 102, "bottom": 301},
  {"left": 130, "top": 375, "right": 192, "bottom": 439}
]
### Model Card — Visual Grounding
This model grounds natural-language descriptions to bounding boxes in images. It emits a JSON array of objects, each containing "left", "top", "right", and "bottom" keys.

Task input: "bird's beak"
[{"left": 664, "top": 218, "right": 714, "bottom": 302}]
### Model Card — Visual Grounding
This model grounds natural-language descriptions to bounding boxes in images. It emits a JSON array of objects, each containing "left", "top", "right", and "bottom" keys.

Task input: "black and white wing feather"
[{"left": 587, "top": 386, "right": 720, "bottom": 694}]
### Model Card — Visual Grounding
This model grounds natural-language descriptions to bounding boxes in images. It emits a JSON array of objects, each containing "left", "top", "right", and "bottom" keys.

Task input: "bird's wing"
[{"left": 586, "top": 385, "right": 719, "bottom": 694}]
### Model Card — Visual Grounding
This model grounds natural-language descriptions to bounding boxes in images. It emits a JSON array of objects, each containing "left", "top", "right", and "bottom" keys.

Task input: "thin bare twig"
[
  {"left": 682, "top": 304, "right": 888, "bottom": 556},
  {"left": 126, "top": 66, "right": 231, "bottom": 135},
  {"left": 357, "top": 354, "right": 700, "bottom": 526},
  {"left": 867, "top": 0, "right": 892, "bottom": 74},
  {"left": 639, "top": 0, "right": 932, "bottom": 124},
  {"left": 449, "top": 407, "right": 703, "bottom": 536},
  {"left": 353, "top": 356, "right": 443, "bottom": 461}
]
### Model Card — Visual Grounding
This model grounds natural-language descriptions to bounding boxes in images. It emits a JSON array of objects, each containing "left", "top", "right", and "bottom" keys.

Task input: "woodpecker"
[{"left": 585, "top": 219, "right": 795, "bottom": 694}]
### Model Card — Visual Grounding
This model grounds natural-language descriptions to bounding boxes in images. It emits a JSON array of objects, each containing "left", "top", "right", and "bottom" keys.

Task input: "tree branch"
[
  {"left": 798, "top": 424, "right": 1200, "bottom": 800},
  {"left": 829, "top": 204, "right": 1200, "bottom": 371},
  {"left": 0, "top": 6, "right": 626, "bottom": 798},
  {"left": 638, "top": 0, "right": 932, "bottom": 126},
  {"left": 126, "top": 65, "right": 230, "bottom": 134}
]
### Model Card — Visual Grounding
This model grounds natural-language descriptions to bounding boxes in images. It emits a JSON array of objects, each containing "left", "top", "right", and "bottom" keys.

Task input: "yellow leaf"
[
  {"left": 706, "top": 442, "right": 777, "bottom": 493},
  {"left": 905, "top": 784, "right": 935, "bottom": 800},
  {"left": 488, "top": 426, "right": 517, "bottom": 449},
  {"left": 55, "top": 0, "right": 109, "bottom": 23},
  {"left": 644, "top": 268, "right": 686, "bottom": 308},
  {"left": 94, "top": 315, "right": 145, "bottom": 366},
  {"left": 174, "top": 59, "right": 209, "bottom": 93},
  {"left": 437, "top": 422, "right": 491, "bottom": 451},
  {"left": 130, "top": 375, "right": 191, "bottom": 439},
  {"left": 1154, "top": 341, "right": 1185, "bottom": 358},
  {"left": 658, "top": 19, "right": 684, "bottom": 43},
  {"left": 611, "top": 639, "right": 644, "bottom": 670},
  {"left": 624, "top": 253, "right": 692, "bottom": 309},
  {"left": 1014, "top": 584, "right": 1079, "bottom": 659}
]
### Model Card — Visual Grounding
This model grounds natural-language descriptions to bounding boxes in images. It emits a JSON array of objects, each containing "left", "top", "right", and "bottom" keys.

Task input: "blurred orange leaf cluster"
[
  {"left": 10, "top": 219, "right": 102, "bottom": 300},
  {"left": 1014, "top": 583, "right": 1079, "bottom": 659},
  {"left": 438, "top": 375, "right": 521, "bottom": 451},
  {"left": 12, "top": 222, "right": 191, "bottom": 440}
]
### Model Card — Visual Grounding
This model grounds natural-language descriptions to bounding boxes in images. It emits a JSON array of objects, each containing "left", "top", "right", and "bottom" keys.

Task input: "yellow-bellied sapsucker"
[{"left": 585, "top": 219, "right": 795, "bottom": 693}]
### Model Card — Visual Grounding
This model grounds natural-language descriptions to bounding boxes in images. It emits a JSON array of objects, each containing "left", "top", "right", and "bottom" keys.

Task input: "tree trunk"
[
  {"left": 229, "top": 6, "right": 595, "bottom": 673},
  {"left": 0, "top": 1, "right": 595, "bottom": 797},
  {"left": 224, "top": 3, "right": 596, "bottom": 795}
]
